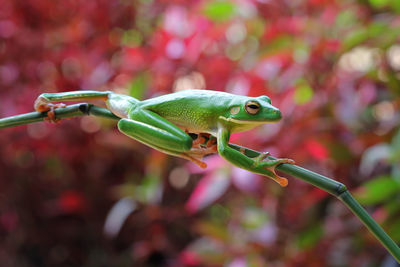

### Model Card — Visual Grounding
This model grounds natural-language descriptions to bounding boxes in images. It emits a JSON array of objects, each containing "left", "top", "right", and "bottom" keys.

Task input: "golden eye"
[{"left": 245, "top": 101, "right": 260, "bottom": 115}]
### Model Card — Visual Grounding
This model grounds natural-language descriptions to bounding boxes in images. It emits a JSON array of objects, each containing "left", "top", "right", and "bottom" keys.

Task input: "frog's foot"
[
  {"left": 192, "top": 134, "right": 207, "bottom": 148},
  {"left": 43, "top": 103, "right": 67, "bottom": 123},
  {"left": 184, "top": 145, "right": 218, "bottom": 169},
  {"left": 206, "top": 136, "right": 217, "bottom": 148},
  {"left": 182, "top": 133, "right": 218, "bottom": 168},
  {"left": 200, "top": 144, "right": 218, "bottom": 155},
  {"left": 190, "top": 133, "right": 217, "bottom": 155},
  {"left": 34, "top": 95, "right": 67, "bottom": 123},
  {"left": 253, "top": 154, "right": 295, "bottom": 187},
  {"left": 189, "top": 140, "right": 218, "bottom": 156},
  {"left": 34, "top": 95, "right": 49, "bottom": 112},
  {"left": 253, "top": 152, "right": 271, "bottom": 163},
  {"left": 184, "top": 154, "right": 207, "bottom": 169},
  {"left": 192, "top": 133, "right": 214, "bottom": 148},
  {"left": 190, "top": 157, "right": 208, "bottom": 169}
]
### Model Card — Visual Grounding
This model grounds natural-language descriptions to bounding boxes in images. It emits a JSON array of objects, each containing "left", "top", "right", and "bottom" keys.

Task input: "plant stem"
[
  {"left": 0, "top": 103, "right": 118, "bottom": 129},
  {"left": 339, "top": 190, "right": 400, "bottom": 261},
  {"left": 228, "top": 144, "right": 400, "bottom": 262},
  {"left": 1, "top": 104, "right": 399, "bottom": 262}
]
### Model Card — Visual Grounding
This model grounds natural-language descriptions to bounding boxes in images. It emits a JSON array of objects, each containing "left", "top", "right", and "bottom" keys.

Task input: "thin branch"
[
  {"left": 229, "top": 144, "right": 400, "bottom": 262},
  {"left": 0, "top": 103, "right": 119, "bottom": 129},
  {"left": 1, "top": 104, "right": 399, "bottom": 262}
]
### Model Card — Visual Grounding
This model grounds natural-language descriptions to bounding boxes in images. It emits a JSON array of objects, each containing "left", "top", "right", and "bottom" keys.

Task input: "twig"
[{"left": 0, "top": 103, "right": 118, "bottom": 129}]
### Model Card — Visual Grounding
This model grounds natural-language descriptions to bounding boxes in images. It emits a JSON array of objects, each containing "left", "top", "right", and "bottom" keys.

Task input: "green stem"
[
  {"left": 228, "top": 144, "right": 400, "bottom": 262},
  {"left": 1, "top": 104, "right": 399, "bottom": 262},
  {"left": 0, "top": 103, "right": 118, "bottom": 129},
  {"left": 338, "top": 190, "right": 400, "bottom": 261}
]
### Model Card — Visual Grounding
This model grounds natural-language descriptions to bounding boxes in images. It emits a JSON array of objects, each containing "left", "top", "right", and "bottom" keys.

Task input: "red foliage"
[{"left": 1, "top": 0, "right": 399, "bottom": 266}]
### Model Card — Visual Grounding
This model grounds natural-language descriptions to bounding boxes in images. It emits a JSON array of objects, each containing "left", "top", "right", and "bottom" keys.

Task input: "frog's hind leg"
[
  {"left": 34, "top": 90, "right": 115, "bottom": 122},
  {"left": 182, "top": 133, "right": 218, "bottom": 168},
  {"left": 192, "top": 134, "right": 207, "bottom": 147},
  {"left": 179, "top": 154, "right": 208, "bottom": 169},
  {"left": 152, "top": 146, "right": 208, "bottom": 169},
  {"left": 34, "top": 90, "right": 113, "bottom": 112},
  {"left": 118, "top": 109, "right": 194, "bottom": 152},
  {"left": 118, "top": 112, "right": 215, "bottom": 169}
]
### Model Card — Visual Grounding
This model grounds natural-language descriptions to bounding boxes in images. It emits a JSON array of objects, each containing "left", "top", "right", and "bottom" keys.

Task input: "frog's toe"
[
  {"left": 190, "top": 157, "right": 207, "bottom": 169},
  {"left": 262, "top": 165, "right": 289, "bottom": 187},
  {"left": 43, "top": 103, "right": 66, "bottom": 123},
  {"left": 278, "top": 158, "right": 295, "bottom": 165},
  {"left": 184, "top": 154, "right": 208, "bottom": 169},
  {"left": 34, "top": 96, "right": 50, "bottom": 112},
  {"left": 276, "top": 176, "right": 288, "bottom": 187},
  {"left": 259, "top": 157, "right": 294, "bottom": 187},
  {"left": 252, "top": 152, "right": 270, "bottom": 165}
]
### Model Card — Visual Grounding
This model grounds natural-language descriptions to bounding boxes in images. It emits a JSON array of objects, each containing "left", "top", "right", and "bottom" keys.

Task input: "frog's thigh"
[{"left": 118, "top": 112, "right": 192, "bottom": 153}]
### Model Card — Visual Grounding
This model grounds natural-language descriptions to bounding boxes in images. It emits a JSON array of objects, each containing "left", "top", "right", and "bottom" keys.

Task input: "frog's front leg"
[
  {"left": 251, "top": 152, "right": 295, "bottom": 186},
  {"left": 118, "top": 109, "right": 211, "bottom": 168},
  {"left": 217, "top": 126, "right": 294, "bottom": 187}
]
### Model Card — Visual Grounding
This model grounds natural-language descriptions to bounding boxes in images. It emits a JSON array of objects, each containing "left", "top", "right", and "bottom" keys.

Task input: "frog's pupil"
[{"left": 248, "top": 104, "right": 259, "bottom": 109}]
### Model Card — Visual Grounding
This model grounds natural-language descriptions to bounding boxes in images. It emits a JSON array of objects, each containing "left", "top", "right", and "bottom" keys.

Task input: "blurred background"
[{"left": 1, "top": 0, "right": 400, "bottom": 266}]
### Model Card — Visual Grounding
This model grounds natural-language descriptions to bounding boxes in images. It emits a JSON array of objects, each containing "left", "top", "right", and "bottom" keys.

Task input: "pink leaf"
[
  {"left": 232, "top": 166, "right": 261, "bottom": 193},
  {"left": 185, "top": 171, "right": 230, "bottom": 213}
]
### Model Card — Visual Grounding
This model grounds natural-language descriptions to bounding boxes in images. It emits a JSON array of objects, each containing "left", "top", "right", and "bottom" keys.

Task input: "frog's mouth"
[{"left": 218, "top": 116, "right": 272, "bottom": 124}]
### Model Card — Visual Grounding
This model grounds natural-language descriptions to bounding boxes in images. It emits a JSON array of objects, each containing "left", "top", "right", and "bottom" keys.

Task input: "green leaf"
[
  {"left": 335, "top": 10, "right": 357, "bottom": 28},
  {"left": 369, "top": 0, "right": 389, "bottom": 8},
  {"left": 384, "top": 200, "right": 400, "bottom": 216},
  {"left": 195, "top": 221, "right": 229, "bottom": 241},
  {"left": 135, "top": 174, "right": 162, "bottom": 204},
  {"left": 388, "top": 220, "right": 400, "bottom": 242},
  {"left": 296, "top": 223, "right": 323, "bottom": 249},
  {"left": 209, "top": 204, "right": 231, "bottom": 225},
  {"left": 329, "top": 142, "right": 353, "bottom": 164},
  {"left": 241, "top": 207, "right": 269, "bottom": 229},
  {"left": 390, "top": 127, "right": 400, "bottom": 162},
  {"left": 203, "top": 1, "right": 236, "bottom": 22},
  {"left": 294, "top": 82, "right": 314, "bottom": 105},
  {"left": 129, "top": 72, "right": 148, "bottom": 100},
  {"left": 369, "top": 22, "right": 387, "bottom": 36},
  {"left": 342, "top": 28, "right": 368, "bottom": 51},
  {"left": 354, "top": 176, "right": 400, "bottom": 205},
  {"left": 122, "top": 29, "right": 143, "bottom": 47},
  {"left": 391, "top": 1, "right": 400, "bottom": 12},
  {"left": 342, "top": 22, "right": 399, "bottom": 50},
  {"left": 264, "top": 35, "right": 292, "bottom": 52}
]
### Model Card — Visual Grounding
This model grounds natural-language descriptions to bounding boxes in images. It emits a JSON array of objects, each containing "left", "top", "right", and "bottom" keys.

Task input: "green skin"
[{"left": 34, "top": 89, "right": 294, "bottom": 186}]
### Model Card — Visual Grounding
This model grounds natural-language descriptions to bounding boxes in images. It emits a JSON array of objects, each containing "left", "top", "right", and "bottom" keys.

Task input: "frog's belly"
[{"left": 157, "top": 109, "right": 218, "bottom": 135}]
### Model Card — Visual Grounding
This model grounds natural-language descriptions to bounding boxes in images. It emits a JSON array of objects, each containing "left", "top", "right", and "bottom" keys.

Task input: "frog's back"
[{"left": 141, "top": 89, "right": 232, "bottom": 134}]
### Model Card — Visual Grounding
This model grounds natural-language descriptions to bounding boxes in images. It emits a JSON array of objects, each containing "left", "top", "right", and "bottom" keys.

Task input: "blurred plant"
[{"left": 1, "top": 0, "right": 400, "bottom": 265}]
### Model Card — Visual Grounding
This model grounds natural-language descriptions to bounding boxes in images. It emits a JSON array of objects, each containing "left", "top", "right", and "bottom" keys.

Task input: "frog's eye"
[{"left": 245, "top": 101, "right": 260, "bottom": 115}]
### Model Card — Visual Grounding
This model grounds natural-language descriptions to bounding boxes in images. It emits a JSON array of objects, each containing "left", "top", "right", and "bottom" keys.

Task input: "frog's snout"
[
  {"left": 270, "top": 108, "right": 281, "bottom": 121},
  {"left": 276, "top": 110, "right": 282, "bottom": 120}
]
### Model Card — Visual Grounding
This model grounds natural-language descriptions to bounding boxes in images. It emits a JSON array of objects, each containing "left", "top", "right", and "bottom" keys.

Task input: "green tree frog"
[{"left": 34, "top": 89, "right": 294, "bottom": 186}]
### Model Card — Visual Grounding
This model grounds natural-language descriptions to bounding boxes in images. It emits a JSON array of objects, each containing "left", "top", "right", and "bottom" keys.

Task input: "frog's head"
[{"left": 219, "top": 95, "right": 281, "bottom": 132}]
